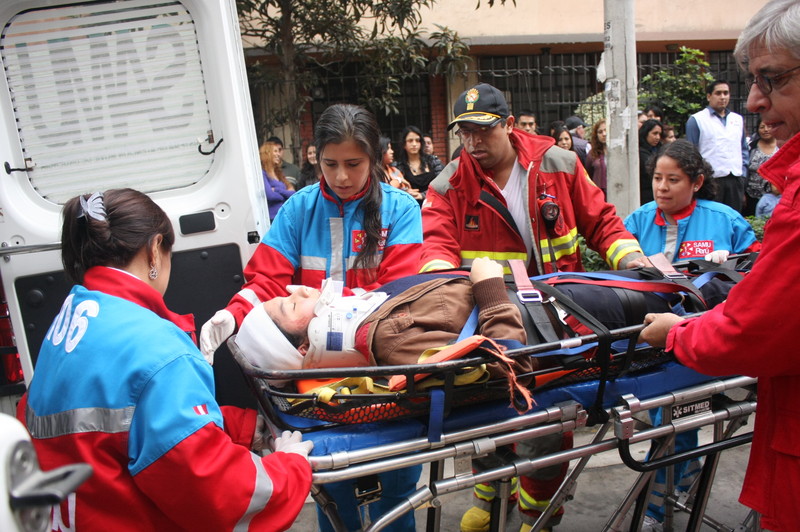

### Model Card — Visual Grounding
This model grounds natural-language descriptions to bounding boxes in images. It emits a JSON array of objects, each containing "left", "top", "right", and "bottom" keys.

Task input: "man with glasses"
[
  {"left": 419, "top": 82, "right": 647, "bottom": 532},
  {"left": 685, "top": 80, "right": 749, "bottom": 212},
  {"left": 420, "top": 82, "right": 646, "bottom": 277},
  {"left": 641, "top": 2, "right": 800, "bottom": 531}
]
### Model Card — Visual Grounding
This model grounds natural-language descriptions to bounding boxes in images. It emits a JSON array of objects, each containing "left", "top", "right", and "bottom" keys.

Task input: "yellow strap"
[
  {"left": 415, "top": 344, "right": 490, "bottom": 389},
  {"left": 291, "top": 377, "right": 375, "bottom": 404}
]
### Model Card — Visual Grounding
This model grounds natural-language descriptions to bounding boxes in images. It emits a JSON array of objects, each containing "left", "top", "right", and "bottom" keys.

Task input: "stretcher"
[{"left": 230, "top": 330, "right": 757, "bottom": 532}]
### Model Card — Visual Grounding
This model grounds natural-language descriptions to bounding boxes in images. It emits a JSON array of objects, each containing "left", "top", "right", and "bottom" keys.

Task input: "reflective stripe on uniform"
[
  {"left": 299, "top": 255, "right": 327, "bottom": 272},
  {"left": 460, "top": 250, "right": 528, "bottom": 274},
  {"left": 473, "top": 477, "right": 519, "bottom": 502},
  {"left": 26, "top": 403, "right": 134, "bottom": 438},
  {"left": 329, "top": 218, "right": 344, "bottom": 280},
  {"left": 234, "top": 453, "right": 275, "bottom": 531},
  {"left": 518, "top": 487, "right": 554, "bottom": 512},
  {"left": 236, "top": 288, "right": 262, "bottom": 307},
  {"left": 419, "top": 259, "right": 457, "bottom": 273},
  {"left": 605, "top": 239, "right": 643, "bottom": 269},
  {"left": 539, "top": 227, "right": 579, "bottom": 264}
]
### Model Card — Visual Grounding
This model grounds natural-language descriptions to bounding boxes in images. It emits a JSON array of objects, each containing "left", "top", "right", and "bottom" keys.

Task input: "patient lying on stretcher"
[
  {"left": 235, "top": 256, "right": 736, "bottom": 389},
  {"left": 235, "top": 257, "right": 536, "bottom": 384}
]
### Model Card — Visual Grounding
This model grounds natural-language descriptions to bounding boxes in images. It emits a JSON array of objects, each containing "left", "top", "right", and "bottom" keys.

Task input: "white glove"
[
  {"left": 704, "top": 250, "right": 730, "bottom": 264},
  {"left": 272, "top": 430, "right": 313, "bottom": 459},
  {"left": 199, "top": 309, "right": 235, "bottom": 364}
]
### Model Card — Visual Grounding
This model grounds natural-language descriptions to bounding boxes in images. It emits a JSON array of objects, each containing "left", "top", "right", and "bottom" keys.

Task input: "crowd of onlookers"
[{"left": 262, "top": 83, "right": 778, "bottom": 223}]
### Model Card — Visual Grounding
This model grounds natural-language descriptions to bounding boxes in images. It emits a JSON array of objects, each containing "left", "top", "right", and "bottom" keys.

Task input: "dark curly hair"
[
  {"left": 646, "top": 139, "right": 718, "bottom": 201},
  {"left": 61, "top": 188, "right": 174, "bottom": 284}
]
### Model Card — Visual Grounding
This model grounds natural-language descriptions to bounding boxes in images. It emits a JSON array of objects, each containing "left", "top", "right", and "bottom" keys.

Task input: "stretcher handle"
[
  {"left": 617, "top": 432, "right": 752, "bottom": 473},
  {"left": 671, "top": 252, "right": 753, "bottom": 269},
  {"left": 501, "top": 311, "right": 705, "bottom": 360}
]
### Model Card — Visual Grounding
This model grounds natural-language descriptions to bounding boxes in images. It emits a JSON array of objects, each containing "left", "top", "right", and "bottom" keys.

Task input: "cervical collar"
[{"left": 304, "top": 279, "right": 388, "bottom": 368}]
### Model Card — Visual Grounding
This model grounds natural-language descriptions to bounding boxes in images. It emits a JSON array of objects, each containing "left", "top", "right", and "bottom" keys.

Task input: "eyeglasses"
[
  {"left": 746, "top": 64, "right": 800, "bottom": 95},
  {"left": 454, "top": 119, "right": 502, "bottom": 139}
]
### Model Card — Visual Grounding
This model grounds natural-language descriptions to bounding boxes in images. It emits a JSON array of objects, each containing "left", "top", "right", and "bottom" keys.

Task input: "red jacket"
[
  {"left": 419, "top": 129, "right": 642, "bottom": 275},
  {"left": 19, "top": 268, "right": 311, "bottom": 531},
  {"left": 667, "top": 132, "right": 800, "bottom": 532}
]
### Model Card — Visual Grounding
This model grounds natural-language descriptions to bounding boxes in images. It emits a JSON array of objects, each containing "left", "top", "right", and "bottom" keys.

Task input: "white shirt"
[{"left": 501, "top": 158, "right": 534, "bottom": 265}]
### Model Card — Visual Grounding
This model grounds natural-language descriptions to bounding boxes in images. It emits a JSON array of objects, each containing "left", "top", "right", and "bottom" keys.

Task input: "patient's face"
[{"left": 263, "top": 286, "right": 320, "bottom": 337}]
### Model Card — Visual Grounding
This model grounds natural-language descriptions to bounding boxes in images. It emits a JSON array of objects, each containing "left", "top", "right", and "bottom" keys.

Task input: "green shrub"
[
  {"left": 746, "top": 215, "right": 768, "bottom": 241},
  {"left": 579, "top": 236, "right": 607, "bottom": 271}
]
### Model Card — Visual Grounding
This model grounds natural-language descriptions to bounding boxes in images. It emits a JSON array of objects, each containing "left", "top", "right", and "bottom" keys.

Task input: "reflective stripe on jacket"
[{"left": 420, "top": 129, "right": 642, "bottom": 276}]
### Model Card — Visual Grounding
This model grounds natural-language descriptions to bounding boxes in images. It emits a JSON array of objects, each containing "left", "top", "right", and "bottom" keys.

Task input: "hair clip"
[{"left": 78, "top": 192, "right": 106, "bottom": 222}]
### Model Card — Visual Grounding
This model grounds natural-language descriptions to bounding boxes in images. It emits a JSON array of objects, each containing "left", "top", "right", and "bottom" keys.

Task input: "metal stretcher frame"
[
  {"left": 230, "top": 337, "right": 757, "bottom": 532},
  {"left": 310, "top": 372, "right": 755, "bottom": 532}
]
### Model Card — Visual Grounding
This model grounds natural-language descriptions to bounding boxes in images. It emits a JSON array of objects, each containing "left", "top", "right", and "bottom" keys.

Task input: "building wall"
[
  {"left": 245, "top": 0, "right": 770, "bottom": 164},
  {"left": 416, "top": 0, "right": 766, "bottom": 45}
]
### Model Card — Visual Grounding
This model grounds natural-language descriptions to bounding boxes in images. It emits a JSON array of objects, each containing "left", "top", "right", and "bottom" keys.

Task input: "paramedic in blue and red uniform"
[
  {"left": 420, "top": 82, "right": 649, "bottom": 532},
  {"left": 201, "top": 104, "right": 423, "bottom": 532},
  {"left": 625, "top": 139, "right": 760, "bottom": 530},
  {"left": 200, "top": 103, "right": 422, "bottom": 359},
  {"left": 18, "top": 188, "right": 313, "bottom": 532},
  {"left": 641, "top": 2, "right": 800, "bottom": 531},
  {"left": 625, "top": 139, "right": 761, "bottom": 265}
]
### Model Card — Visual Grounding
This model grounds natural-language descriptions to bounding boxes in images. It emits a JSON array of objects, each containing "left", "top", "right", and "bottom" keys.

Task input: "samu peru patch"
[{"left": 465, "top": 215, "right": 480, "bottom": 231}]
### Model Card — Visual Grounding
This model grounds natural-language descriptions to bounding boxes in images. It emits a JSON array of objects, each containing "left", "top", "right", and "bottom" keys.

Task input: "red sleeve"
[
  {"left": 367, "top": 242, "right": 423, "bottom": 290},
  {"left": 226, "top": 243, "right": 296, "bottom": 326},
  {"left": 744, "top": 240, "right": 762, "bottom": 253},
  {"left": 667, "top": 193, "right": 800, "bottom": 378},
  {"left": 420, "top": 187, "right": 462, "bottom": 272},
  {"left": 134, "top": 423, "right": 312, "bottom": 532},
  {"left": 220, "top": 406, "right": 257, "bottom": 448}
]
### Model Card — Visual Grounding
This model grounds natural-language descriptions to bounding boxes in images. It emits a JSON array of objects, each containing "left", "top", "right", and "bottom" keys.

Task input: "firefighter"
[{"left": 420, "top": 82, "right": 650, "bottom": 532}]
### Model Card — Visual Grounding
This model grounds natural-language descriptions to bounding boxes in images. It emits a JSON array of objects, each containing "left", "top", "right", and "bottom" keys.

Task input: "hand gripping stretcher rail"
[{"left": 230, "top": 257, "right": 758, "bottom": 531}]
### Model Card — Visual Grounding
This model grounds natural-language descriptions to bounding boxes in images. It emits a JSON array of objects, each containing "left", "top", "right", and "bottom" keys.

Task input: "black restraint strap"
[
  {"left": 531, "top": 280, "right": 613, "bottom": 425},
  {"left": 646, "top": 254, "right": 708, "bottom": 306},
  {"left": 480, "top": 190, "right": 522, "bottom": 238},
  {"left": 609, "top": 286, "right": 648, "bottom": 328},
  {"left": 508, "top": 260, "right": 561, "bottom": 344}
]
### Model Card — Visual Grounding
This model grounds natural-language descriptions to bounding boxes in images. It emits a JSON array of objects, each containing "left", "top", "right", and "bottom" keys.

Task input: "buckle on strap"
[
  {"left": 517, "top": 288, "right": 543, "bottom": 303},
  {"left": 648, "top": 252, "right": 687, "bottom": 279}
]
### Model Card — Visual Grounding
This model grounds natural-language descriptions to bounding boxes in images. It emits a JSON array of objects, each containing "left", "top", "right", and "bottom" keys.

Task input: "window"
[{"left": 1, "top": 0, "right": 213, "bottom": 203}]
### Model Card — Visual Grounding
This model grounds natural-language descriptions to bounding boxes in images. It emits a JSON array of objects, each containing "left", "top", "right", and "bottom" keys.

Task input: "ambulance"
[{"left": 0, "top": 0, "right": 268, "bottom": 415}]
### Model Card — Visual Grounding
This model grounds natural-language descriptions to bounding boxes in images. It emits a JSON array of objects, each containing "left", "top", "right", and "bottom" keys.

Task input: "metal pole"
[{"left": 601, "top": 0, "right": 639, "bottom": 218}]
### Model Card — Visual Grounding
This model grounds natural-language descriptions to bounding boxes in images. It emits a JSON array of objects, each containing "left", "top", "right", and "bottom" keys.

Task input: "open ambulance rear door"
[{"left": 0, "top": 0, "right": 269, "bottom": 413}]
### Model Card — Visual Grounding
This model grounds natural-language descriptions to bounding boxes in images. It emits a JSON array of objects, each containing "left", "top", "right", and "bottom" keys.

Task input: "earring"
[{"left": 149, "top": 265, "right": 158, "bottom": 280}]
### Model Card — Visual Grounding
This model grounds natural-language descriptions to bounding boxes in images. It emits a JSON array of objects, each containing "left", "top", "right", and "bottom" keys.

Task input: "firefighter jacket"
[
  {"left": 20, "top": 266, "right": 311, "bottom": 531},
  {"left": 624, "top": 199, "right": 760, "bottom": 262},
  {"left": 666, "top": 131, "right": 800, "bottom": 532},
  {"left": 419, "top": 128, "right": 643, "bottom": 276},
  {"left": 226, "top": 178, "right": 423, "bottom": 326}
]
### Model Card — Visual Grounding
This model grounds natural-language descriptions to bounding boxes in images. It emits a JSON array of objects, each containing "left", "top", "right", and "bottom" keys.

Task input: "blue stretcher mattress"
[{"left": 277, "top": 362, "right": 715, "bottom": 456}]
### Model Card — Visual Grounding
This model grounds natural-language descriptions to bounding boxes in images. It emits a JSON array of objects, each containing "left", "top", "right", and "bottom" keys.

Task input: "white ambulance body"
[{"left": 0, "top": 0, "right": 268, "bottom": 414}]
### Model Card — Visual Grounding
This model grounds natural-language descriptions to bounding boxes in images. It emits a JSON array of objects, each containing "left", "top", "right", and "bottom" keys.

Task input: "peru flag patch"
[{"left": 193, "top": 404, "right": 209, "bottom": 416}]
